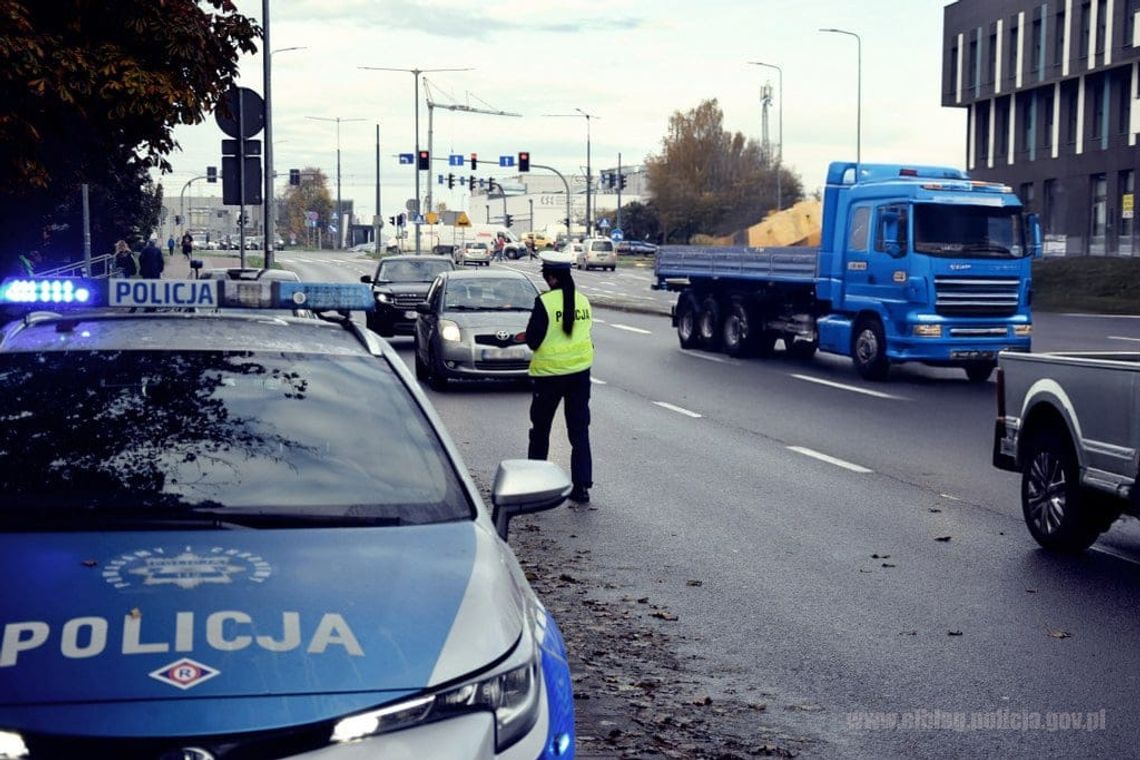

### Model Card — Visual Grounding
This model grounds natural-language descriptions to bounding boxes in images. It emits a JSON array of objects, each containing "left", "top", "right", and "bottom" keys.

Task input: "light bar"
[{"left": 0, "top": 278, "right": 374, "bottom": 313}]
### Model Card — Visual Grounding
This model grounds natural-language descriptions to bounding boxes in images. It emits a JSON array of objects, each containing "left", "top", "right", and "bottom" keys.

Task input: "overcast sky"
[{"left": 162, "top": 0, "right": 963, "bottom": 220}]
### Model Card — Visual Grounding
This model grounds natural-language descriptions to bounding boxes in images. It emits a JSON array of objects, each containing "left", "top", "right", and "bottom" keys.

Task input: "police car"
[{"left": 0, "top": 277, "right": 576, "bottom": 759}]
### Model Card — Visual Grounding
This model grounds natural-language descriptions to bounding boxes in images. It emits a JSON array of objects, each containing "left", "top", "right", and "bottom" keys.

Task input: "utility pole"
[
  {"left": 543, "top": 109, "right": 599, "bottom": 238},
  {"left": 616, "top": 152, "right": 623, "bottom": 233},
  {"left": 305, "top": 115, "right": 365, "bottom": 249},
  {"left": 749, "top": 61, "right": 784, "bottom": 210},
  {"left": 374, "top": 123, "right": 382, "bottom": 251}
]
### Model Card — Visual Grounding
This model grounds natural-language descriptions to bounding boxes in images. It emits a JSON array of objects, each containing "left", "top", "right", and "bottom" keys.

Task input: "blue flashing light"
[
  {"left": 1, "top": 279, "right": 92, "bottom": 305},
  {"left": 275, "top": 282, "right": 375, "bottom": 312}
]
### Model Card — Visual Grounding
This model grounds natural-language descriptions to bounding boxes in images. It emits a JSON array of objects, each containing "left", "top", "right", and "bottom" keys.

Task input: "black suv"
[{"left": 360, "top": 255, "right": 455, "bottom": 337}]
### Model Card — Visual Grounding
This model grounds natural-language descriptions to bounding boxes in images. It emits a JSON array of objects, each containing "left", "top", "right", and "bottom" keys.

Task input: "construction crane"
[{"left": 424, "top": 78, "right": 521, "bottom": 213}]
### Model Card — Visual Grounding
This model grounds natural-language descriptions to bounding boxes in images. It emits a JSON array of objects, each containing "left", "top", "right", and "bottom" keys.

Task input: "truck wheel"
[
  {"left": 697, "top": 297, "right": 723, "bottom": 351},
  {"left": 1021, "top": 429, "right": 1103, "bottom": 552},
  {"left": 964, "top": 361, "right": 996, "bottom": 383},
  {"left": 786, "top": 336, "right": 818, "bottom": 360},
  {"left": 852, "top": 319, "right": 890, "bottom": 381},
  {"left": 676, "top": 294, "right": 700, "bottom": 349},
  {"left": 722, "top": 301, "right": 754, "bottom": 357}
]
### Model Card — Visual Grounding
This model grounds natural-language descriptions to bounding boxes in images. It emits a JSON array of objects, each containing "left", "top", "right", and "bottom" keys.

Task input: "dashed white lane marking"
[
  {"left": 1108, "top": 336, "right": 1140, "bottom": 342},
  {"left": 590, "top": 377, "right": 607, "bottom": 385},
  {"left": 681, "top": 350, "right": 737, "bottom": 365},
  {"left": 653, "top": 401, "right": 702, "bottom": 418},
  {"left": 787, "top": 446, "right": 873, "bottom": 474},
  {"left": 791, "top": 373, "right": 906, "bottom": 401},
  {"left": 611, "top": 324, "right": 652, "bottom": 335},
  {"left": 593, "top": 318, "right": 608, "bottom": 324}
]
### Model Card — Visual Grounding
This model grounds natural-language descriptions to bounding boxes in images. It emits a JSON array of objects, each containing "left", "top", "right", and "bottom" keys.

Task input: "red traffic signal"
[
  {"left": 417, "top": 150, "right": 430, "bottom": 170},
  {"left": 469, "top": 153, "right": 478, "bottom": 170},
  {"left": 518, "top": 152, "right": 530, "bottom": 172}
]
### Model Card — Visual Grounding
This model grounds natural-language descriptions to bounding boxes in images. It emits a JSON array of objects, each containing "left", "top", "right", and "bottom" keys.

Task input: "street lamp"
[
  {"left": 305, "top": 115, "right": 365, "bottom": 249},
  {"left": 543, "top": 109, "right": 599, "bottom": 237},
  {"left": 358, "top": 65, "right": 474, "bottom": 254},
  {"left": 819, "top": 28, "right": 862, "bottom": 170},
  {"left": 747, "top": 61, "right": 783, "bottom": 211},
  {"left": 263, "top": 39, "right": 307, "bottom": 265}
]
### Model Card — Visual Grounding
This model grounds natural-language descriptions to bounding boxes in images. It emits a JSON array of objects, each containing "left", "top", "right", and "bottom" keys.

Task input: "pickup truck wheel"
[
  {"left": 722, "top": 301, "right": 753, "bottom": 357},
  {"left": 1022, "top": 430, "right": 1102, "bottom": 552},
  {"left": 964, "top": 361, "right": 996, "bottom": 383},
  {"left": 697, "top": 297, "right": 723, "bottom": 351},
  {"left": 676, "top": 294, "right": 700, "bottom": 349},
  {"left": 852, "top": 319, "right": 890, "bottom": 381}
]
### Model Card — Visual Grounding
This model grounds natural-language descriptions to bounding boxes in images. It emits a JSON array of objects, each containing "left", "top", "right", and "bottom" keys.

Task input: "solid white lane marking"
[
  {"left": 611, "top": 324, "right": 652, "bottom": 334},
  {"left": 681, "top": 350, "right": 737, "bottom": 365},
  {"left": 791, "top": 373, "right": 906, "bottom": 401},
  {"left": 593, "top": 318, "right": 608, "bottom": 324},
  {"left": 1061, "top": 313, "right": 1140, "bottom": 319},
  {"left": 653, "top": 401, "right": 702, "bottom": 418},
  {"left": 787, "top": 446, "right": 873, "bottom": 473},
  {"left": 590, "top": 377, "right": 607, "bottom": 385},
  {"left": 1108, "top": 336, "right": 1140, "bottom": 342},
  {"left": 1091, "top": 545, "right": 1140, "bottom": 567}
]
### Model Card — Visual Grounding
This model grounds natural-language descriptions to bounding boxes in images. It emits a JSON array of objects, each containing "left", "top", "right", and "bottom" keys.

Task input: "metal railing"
[{"left": 34, "top": 253, "right": 116, "bottom": 279}]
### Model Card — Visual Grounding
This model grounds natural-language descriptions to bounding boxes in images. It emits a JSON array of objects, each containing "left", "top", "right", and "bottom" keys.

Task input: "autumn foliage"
[{"left": 0, "top": 0, "right": 260, "bottom": 266}]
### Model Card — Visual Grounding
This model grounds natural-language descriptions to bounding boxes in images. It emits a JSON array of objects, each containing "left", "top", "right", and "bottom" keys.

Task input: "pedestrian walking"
[
  {"left": 525, "top": 250, "right": 594, "bottom": 503},
  {"left": 166, "top": 236, "right": 176, "bottom": 257},
  {"left": 139, "top": 238, "right": 165, "bottom": 279},
  {"left": 493, "top": 234, "right": 505, "bottom": 262},
  {"left": 180, "top": 232, "right": 194, "bottom": 260},
  {"left": 113, "top": 240, "right": 137, "bottom": 278}
]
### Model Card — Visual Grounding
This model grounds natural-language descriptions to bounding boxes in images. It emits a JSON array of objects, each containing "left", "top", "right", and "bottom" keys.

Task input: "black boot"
[{"left": 569, "top": 486, "right": 589, "bottom": 503}]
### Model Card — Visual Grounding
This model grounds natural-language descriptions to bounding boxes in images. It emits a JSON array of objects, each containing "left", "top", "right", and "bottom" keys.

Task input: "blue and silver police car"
[{"left": 0, "top": 278, "right": 575, "bottom": 759}]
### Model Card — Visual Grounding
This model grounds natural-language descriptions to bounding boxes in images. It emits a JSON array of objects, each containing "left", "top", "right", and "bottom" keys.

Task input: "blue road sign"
[
  {"left": 611, "top": 228, "right": 624, "bottom": 242},
  {"left": 437, "top": 174, "right": 445, "bottom": 185},
  {"left": 598, "top": 218, "right": 610, "bottom": 229},
  {"left": 449, "top": 154, "right": 464, "bottom": 167},
  {"left": 499, "top": 155, "right": 515, "bottom": 167},
  {"left": 398, "top": 153, "right": 414, "bottom": 165},
  {"left": 414, "top": 213, "right": 425, "bottom": 224}
]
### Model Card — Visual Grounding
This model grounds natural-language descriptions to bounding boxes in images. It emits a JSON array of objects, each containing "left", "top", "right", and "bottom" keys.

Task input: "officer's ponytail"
[{"left": 548, "top": 268, "right": 576, "bottom": 335}]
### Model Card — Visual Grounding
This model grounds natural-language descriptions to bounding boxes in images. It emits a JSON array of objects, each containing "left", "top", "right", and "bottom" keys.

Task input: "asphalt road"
[{"left": 278, "top": 249, "right": 1140, "bottom": 759}]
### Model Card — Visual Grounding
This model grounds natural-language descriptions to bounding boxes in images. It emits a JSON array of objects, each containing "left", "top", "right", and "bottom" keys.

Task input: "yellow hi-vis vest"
[{"left": 529, "top": 289, "right": 594, "bottom": 376}]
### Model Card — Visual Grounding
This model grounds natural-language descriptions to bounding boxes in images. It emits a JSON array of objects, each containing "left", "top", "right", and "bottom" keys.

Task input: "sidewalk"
[{"left": 163, "top": 251, "right": 253, "bottom": 279}]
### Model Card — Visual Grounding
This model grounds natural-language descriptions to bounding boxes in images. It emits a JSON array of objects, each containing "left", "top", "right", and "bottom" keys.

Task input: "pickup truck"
[
  {"left": 993, "top": 351, "right": 1139, "bottom": 551},
  {"left": 654, "top": 162, "right": 1042, "bottom": 382}
]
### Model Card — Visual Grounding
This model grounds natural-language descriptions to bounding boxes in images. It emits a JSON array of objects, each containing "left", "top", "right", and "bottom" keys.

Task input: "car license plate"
[
  {"left": 404, "top": 310, "right": 418, "bottom": 319},
  {"left": 482, "top": 347, "right": 530, "bottom": 360}
]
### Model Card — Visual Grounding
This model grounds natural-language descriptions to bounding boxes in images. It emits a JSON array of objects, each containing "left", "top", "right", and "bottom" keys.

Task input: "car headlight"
[
  {"left": 440, "top": 320, "right": 462, "bottom": 342},
  {"left": 0, "top": 731, "right": 28, "bottom": 759},
  {"left": 331, "top": 643, "right": 541, "bottom": 752},
  {"left": 375, "top": 293, "right": 392, "bottom": 304}
]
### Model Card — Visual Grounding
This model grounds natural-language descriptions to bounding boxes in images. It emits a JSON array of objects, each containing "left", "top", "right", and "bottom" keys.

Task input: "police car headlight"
[
  {"left": 375, "top": 292, "right": 393, "bottom": 304},
  {"left": 330, "top": 641, "right": 541, "bottom": 752},
  {"left": 0, "top": 731, "right": 28, "bottom": 759},
  {"left": 440, "top": 320, "right": 462, "bottom": 342}
]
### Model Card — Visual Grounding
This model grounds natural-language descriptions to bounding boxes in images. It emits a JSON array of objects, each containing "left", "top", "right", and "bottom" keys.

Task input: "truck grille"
[{"left": 934, "top": 277, "right": 1020, "bottom": 316}]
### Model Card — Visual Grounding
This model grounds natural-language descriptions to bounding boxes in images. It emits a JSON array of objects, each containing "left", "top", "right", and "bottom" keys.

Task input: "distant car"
[
  {"left": 454, "top": 241, "right": 491, "bottom": 267},
  {"left": 194, "top": 267, "right": 314, "bottom": 318},
  {"left": 204, "top": 241, "right": 221, "bottom": 251},
  {"left": 413, "top": 269, "right": 540, "bottom": 390},
  {"left": 627, "top": 240, "right": 658, "bottom": 255},
  {"left": 359, "top": 254, "right": 455, "bottom": 337},
  {"left": 574, "top": 238, "right": 617, "bottom": 271},
  {"left": 565, "top": 241, "right": 584, "bottom": 261}
]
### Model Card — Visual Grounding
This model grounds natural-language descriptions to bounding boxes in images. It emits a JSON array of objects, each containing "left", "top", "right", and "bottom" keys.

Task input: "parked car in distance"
[
  {"left": 413, "top": 269, "right": 540, "bottom": 390},
  {"left": 522, "top": 231, "right": 552, "bottom": 250},
  {"left": 575, "top": 238, "right": 617, "bottom": 271},
  {"left": 455, "top": 241, "right": 491, "bottom": 267},
  {"left": 360, "top": 254, "right": 455, "bottom": 337},
  {"left": 190, "top": 266, "right": 314, "bottom": 318},
  {"left": 617, "top": 239, "right": 659, "bottom": 255},
  {"left": 350, "top": 241, "right": 377, "bottom": 253}
]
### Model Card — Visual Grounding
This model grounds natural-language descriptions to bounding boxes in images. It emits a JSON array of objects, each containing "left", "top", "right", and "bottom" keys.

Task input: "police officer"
[{"left": 525, "top": 250, "right": 594, "bottom": 503}]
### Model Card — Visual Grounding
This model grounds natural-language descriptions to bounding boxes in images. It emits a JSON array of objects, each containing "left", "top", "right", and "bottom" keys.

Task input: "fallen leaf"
[
  {"left": 948, "top": 630, "right": 963, "bottom": 636},
  {"left": 637, "top": 597, "right": 649, "bottom": 604},
  {"left": 558, "top": 573, "right": 579, "bottom": 584},
  {"left": 690, "top": 695, "right": 713, "bottom": 706},
  {"left": 929, "top": 508, "right": 942, "bottom": 513},
  {"left": 881, "top": 562, "right": 897, "bottom": 568},
  {"left": 934, "top": 535, "right": 952, "bottom": 542},
  {"left": 1047, "top": 628, "right": 1072, "bottom": 639},
  {"left": 686, "top": 579, "right": 703, "bottom": 587},
  {"left": 651, "top": 611, "right": 678, "bottom": 621}
]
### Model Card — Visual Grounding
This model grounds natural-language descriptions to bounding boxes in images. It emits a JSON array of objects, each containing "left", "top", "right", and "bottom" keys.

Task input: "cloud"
[{"left": 363, "top": 1, "right": 646, "bottom": 38}]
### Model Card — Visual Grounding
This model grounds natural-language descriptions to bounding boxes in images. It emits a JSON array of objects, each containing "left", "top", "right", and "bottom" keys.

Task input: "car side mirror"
[
  {"left": 415, "top": 303, "right": 431, "bottom": 314},
  {"left": 491, "top": 459, "right": 571, "bottom": 540},
  {"left": 359, "top": 275, "right": 372, "bottom": 284}
]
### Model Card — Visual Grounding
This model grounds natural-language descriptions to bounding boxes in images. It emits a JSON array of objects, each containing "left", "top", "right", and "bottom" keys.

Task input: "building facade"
[{"left": 943, "top": 0, "right": 1140, "bottom": 255}]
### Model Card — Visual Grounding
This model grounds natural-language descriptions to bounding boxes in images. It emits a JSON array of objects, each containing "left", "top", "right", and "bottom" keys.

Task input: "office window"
[
  {"left": 1043, "top": 91, "right": 1055, "bottom": 150},
  {"left": 1091, "top": 173, "right": 1108, "bottom": 254},
  {"left": 1120, "top": 71, "right": 1132, "bottom": 134},
  {"left": 1067, "top": 84, "right": 1080, "bottom": 144},
  {"left": 1055, "top": 8, "right": 1067, "bottom": 66},
  {"left": 977, "top": 101, "right": 992, "bottom": 162},
  {"left": 1080, "top": 1, "right": 1091, "bottom": 59},
  {"left": 969, "top": 35, "right": 979, "bottom": 93},
  {"left": 950, "top": 41, "right": 960, "bottom": 94},
  {"left": 988, "top": 32, "right": 998, "bottom": 84},
  {"left": 1009, "top": 19, "right": 1020, "bottom": 80},
  {"left": 1020, "top": 182, "right": 1037, "bottom": 212},
  {"left": 1126, "top": 0, "right": 1138, "bottom": 48},
  {"left": 1091, "top": 74, "right": 1105, "bottom": 144},
  {"left": 1020, "top": 93, "right": 1034, "bottom": 155},
  {"left": 1032, "top": 17, "right": 1043, "bottom": 74},
  {"left": 1096, "top": 0, "right": 1107, "bottom": 54},
  {"left": 997, "top": 97, "right": 1012, "bottom": 155},
  {"left": 1043, "top": 179, "right": 1058, "bottom": 233}
]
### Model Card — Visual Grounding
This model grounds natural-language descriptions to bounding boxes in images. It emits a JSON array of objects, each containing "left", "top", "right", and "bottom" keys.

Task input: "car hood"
[
  {"left": 374, "top": 281, "right": 433, "bottom": 296},
  {"left": 442, "top": 310, "right": 534, "bottom": 330},
  {"left": 0, "top": 522, "right": 528, "bottom": 733}
]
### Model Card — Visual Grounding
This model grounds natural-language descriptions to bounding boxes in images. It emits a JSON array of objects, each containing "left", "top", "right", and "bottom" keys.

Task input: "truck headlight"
[
  {"left": 913, "top": 324, "right": 942, "bottom": 337},
  {"left": 440, "top": 320, "right": 461, "bottom": 342},
  {"left": 0, "top": 731, "right": 28, "bottom": 759},
  {"left": 331, "top": 645, "right": 541, "bottom": 752},
  {"left": 1014, "top": 325, "right": 1032, "bottom": 336}
]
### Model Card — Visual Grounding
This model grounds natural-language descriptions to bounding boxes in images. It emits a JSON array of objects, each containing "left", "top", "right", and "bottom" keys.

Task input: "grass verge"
[{"left": 1033, "top": 257, "right": 1140, "bottom": 314}]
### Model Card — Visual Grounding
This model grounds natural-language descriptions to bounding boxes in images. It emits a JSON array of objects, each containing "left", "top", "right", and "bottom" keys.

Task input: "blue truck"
[{"left": 654, "top": 162, "right": 1042, "bottom": 382}]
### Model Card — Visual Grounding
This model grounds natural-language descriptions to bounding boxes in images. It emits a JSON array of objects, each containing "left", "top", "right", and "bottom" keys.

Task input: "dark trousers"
[{"left": 528, "top": 369, "right": 592, "bottom": 489}]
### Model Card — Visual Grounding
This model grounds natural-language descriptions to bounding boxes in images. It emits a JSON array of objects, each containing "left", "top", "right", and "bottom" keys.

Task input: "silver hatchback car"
[{"left": 413, "top": 269, "right": 540, "bottom": 390}]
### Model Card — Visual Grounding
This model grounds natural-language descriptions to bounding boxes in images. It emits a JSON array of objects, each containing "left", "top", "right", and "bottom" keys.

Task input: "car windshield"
[
  {"left": 379, "top": 259, "right": 452, "bottom": 282},
  {"left": 0, "top": 351, "right": 470, "bottom": 525},
  {"left": 592, "top": 241, "right": 614, "bottom": 252},
  {"left": 444, "top": 278, "right": 538, "bottom": 310},
  {"left": 913, "top": 203, "right": 1027, "bottom": 258}
]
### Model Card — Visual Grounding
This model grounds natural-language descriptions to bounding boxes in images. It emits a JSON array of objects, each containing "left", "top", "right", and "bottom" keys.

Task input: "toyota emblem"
[{"left": 496, "top": 330, "right": 511, "bottom": 341}]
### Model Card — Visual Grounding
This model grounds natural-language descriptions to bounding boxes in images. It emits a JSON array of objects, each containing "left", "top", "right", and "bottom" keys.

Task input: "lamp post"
[
  {"left": 543, "top": 109, "right": 599, "bottom": 237},
  {"left": 819, "top": 27, "right": 861, "bottom": 170},
  {"left": 358, "top": 66, "right": 474, "bottom": 254},
  {"left": 305, "top": 115, "right": 365, "bottom": 249},
  {"left": 747, "top": 60, "right": 783, "bottom": 211},
  {"left": 263, "top": 38, "right": 306, "bottom": 266}
]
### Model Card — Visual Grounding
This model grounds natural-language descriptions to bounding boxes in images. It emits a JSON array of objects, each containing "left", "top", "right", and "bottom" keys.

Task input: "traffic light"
[
  {"left": 206, "top": 165, "right": 217, "bottom": 183},
  {"left": 388, "top": 216, "right": 396, "bottom": 226},
  {"left": 417, "top": 150, "right": 430, "bottom": 170},
  {"left": 470, "top": 153, "right": 478, "bottom": 170},
  {"left": 518, "top": 152, "right": 530, "bottom": 172},
  {"left": 469, "top": 175, "right": 476, "bottom": 191},
  {"left": 289, "top": 168, "right": 300, "bottom": 186},
  {"left": 447, "top": 173, "right": 455, "bottom": 189},
  {"left": 504, "top": 214, "right": 513, "bottom": 228},
  {"left": 619, "top": 173, "right": 628, "bottom": 190}
]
